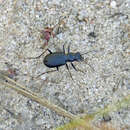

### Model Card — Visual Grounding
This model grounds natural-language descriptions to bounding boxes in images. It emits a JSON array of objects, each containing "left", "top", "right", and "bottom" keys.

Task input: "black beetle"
[
  {"left": 28, "top": 45, "right": 96, "bottom": 78},
  {"left": 43, "top": 45, "right": 83, "bottom": 71}
]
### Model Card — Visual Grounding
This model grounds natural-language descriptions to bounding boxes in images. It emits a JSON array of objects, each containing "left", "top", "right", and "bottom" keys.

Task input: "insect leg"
[
  {"left": 66, "top": 64, "right": 73, "bottom": 80},
  {"left": 68, "top": 45, "right": 70, "bottom": 53},
  {"left": 63, "top": 45, "right": 65, "bottom": 54},
  {"left": 71, "top": 63, "right": 77, "bottom": 71},
  {"left": 47, "top": 49, "right": 52, "bottom": 54},
  {"left": 27, "top": 49, "right": 48, "bottom": 59},
  {"left": 36, "top": 69, "right": 57, "bottom": 78},
  {"left": 56, "top": 67, "right": 59, "bottom": 71}
]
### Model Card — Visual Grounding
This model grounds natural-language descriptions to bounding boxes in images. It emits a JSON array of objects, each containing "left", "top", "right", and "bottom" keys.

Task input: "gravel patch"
[{"left": 0, "top": 0, "right": 130, "bottom": 129}]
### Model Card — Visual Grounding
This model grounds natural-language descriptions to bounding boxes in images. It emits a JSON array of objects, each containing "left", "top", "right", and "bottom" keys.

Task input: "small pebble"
[
  {"left": 103, "top": 115, "right": 112, "bottom": 122},
  {"left": 110, "top": 1, "right": 117, "bottom": 8},
  {"left": 41, "top": 75, "right": 47, "bottom": 80}
]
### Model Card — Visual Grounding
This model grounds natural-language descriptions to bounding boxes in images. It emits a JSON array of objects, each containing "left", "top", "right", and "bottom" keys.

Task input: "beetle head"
[{"left": 75, "top": 52, "right": 84, "bottom": 61}]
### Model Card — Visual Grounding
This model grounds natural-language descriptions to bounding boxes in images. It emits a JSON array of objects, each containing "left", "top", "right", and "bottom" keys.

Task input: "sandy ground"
[{"left": 0, "top": 0, "right": 130, "bottom": 129}]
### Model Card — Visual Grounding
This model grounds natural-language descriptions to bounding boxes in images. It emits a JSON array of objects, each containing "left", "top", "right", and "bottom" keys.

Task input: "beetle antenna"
[{"left": 81, "top": 50, "right": 98, "bottom": 56}]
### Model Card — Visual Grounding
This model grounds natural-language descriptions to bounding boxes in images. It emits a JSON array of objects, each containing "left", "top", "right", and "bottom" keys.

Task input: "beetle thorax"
[{"left": 66, "top": 52, "right": 83, "bottom": 62}]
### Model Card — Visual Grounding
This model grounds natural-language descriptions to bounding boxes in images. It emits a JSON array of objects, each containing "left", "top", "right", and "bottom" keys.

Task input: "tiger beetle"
[{"left": 28, "top": 45, "right": 95, "bottom": 78}]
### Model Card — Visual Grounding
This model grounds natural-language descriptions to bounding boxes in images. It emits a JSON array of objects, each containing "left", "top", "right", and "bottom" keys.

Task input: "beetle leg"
[
  {"left": 63, "top": 45, "right": 65, "bottom": 54},
  {"left": 66, "top": 64, "right": 73, "bottom": 80},
  {"left": 26, "top": 49, "right": 48, "bottom": 59},
  {"left": 56, "top": 67, "right": 59, "bottom": 71},
  {"left": 68, "top": 45, "right": 70, "bottom": 53},
  {"left": 71, "top": 62, "right": 77, "bottom": 71},
  {"left": 36, "top": 69, "right": 57, "bottom": 78},
  {"left": 66, "top": 64, "right": 69, "bottom": 70},
  {"left": 47, "top": 49, "right": 52, "bottom": 54}
]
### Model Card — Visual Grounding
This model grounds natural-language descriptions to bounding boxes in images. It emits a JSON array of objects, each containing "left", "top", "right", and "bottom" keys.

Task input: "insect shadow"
[{"left": 27, "top": 45, "right": 97, "bottom": 80}]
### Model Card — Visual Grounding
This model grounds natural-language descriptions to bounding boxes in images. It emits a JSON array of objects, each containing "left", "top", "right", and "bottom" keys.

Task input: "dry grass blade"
[
  {"left": 0, "top": 73, "right": 77, "bottom": 119},
  {"left": 56, "top": 115, "right": 94, "bottom": 130},
  {"left": 94, "top": 94, "right": 130, "bottom": 116},
  {"left": 56, "top": 94, "right": 130, "bottom": 130}
]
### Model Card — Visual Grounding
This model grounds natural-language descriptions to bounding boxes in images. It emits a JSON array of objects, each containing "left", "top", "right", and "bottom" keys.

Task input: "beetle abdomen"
[{"left": 43, "top": 52, "right": 66, "bottom": 68}]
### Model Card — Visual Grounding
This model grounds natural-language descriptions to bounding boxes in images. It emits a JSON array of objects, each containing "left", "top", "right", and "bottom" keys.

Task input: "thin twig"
[{"left": 0, "top": 74, "right": 77, "bottom": 119}]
